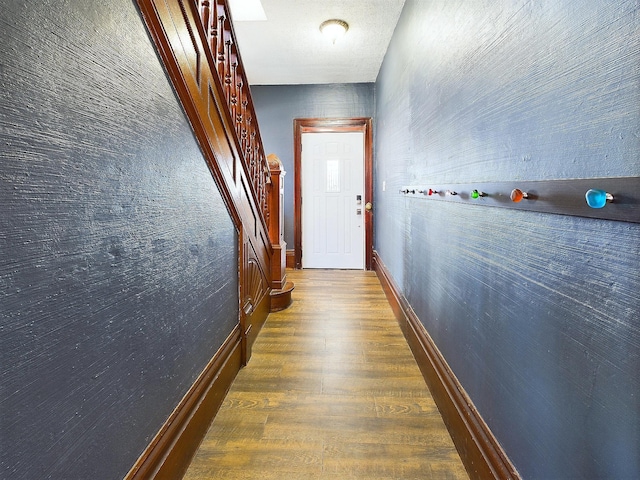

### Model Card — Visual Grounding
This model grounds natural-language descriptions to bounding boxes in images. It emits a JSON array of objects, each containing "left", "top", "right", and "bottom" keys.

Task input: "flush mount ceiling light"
[{"left": 319, "top": 19, "right": 349, "bottom": 44}]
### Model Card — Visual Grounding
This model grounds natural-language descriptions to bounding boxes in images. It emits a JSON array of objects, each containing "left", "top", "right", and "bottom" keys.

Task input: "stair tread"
[{"left": 270, "top": 281, "right": 295, "bottom": 296}]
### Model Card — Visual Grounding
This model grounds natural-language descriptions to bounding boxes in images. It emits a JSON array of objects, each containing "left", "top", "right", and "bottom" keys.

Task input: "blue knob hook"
[{"left": 585, "top": 189, "right": 613, "bottom": 209}]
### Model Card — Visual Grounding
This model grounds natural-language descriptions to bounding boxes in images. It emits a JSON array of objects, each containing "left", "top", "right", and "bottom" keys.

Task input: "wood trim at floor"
[
  {"left": 125, "top": 325, "right": 242, "bottom": 480},
  {"left": 286, "top": 249, "right": 296, "bottom": 269},
  {"left": 372, "top": 251, "right": 520, "bottom": 480}
]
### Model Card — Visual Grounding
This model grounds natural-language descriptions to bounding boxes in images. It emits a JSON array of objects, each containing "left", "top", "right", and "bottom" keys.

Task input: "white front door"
[{"left": 301, "top": 131, "right": 364, "bottom": 269}]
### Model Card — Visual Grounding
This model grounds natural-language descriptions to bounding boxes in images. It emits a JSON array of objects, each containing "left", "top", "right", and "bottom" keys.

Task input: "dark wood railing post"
[
  {"left": 267, "top": 154, "right": 286, "bottom": 290},
  {"left": 267, "top": 154, "right": 294, "bottom": 311}
]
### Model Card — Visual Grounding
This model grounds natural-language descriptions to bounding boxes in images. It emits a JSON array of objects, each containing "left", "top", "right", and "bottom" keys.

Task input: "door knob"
[{"left": 364, "top": 202, "right": 372, "bottom": 211}]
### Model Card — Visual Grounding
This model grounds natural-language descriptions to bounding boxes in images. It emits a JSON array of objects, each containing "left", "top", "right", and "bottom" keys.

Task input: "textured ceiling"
[{"left": 228, "top": 0, "right": 406, "bottom": 85}]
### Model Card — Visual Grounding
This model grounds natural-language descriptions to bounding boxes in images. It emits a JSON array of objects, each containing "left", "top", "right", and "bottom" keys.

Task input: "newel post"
[{"left": 267, "top": 154, "right": 287, "bottom": 290}]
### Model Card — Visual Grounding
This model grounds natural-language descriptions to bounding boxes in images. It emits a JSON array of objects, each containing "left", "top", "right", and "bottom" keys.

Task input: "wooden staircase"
[{"left": 128, "top": 1, "right": 293, "bottom": 478}]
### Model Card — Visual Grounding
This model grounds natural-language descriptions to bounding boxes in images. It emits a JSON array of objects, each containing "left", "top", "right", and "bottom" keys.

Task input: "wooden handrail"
[{"left": 196, "top": 0, "right": 271, "bottom": 226}]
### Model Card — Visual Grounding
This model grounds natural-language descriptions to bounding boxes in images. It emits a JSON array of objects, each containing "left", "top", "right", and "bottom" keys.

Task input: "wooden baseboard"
[
  {"left": 372, "top": 251, "right": 520, "bottom": 480},
  {"left": 286, "top": 249, "right": 295, "bottom": 269},
  {"left": 125, "top": 325, "right": 243, "bottom": 480}
]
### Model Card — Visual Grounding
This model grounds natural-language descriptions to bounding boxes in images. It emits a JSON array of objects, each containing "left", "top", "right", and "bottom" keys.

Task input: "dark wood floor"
[{"left": 183, "top": 269, "right": 468, "bottom": 479}]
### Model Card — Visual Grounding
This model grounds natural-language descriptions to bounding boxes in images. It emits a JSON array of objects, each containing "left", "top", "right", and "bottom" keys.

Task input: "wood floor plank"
[{"left": 183, "top": 269, "right": 468, "bottom": 479}]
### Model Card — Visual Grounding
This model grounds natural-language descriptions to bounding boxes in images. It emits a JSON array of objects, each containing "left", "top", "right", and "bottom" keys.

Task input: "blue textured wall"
[
  {"left": 0, "top": 1, "right": 238, "bottom": 478},
  {"left": 251, "top": 83, "right": 375, "bottom": 247},
  {"left": 375, "top": 0, "right": 639, "bottom": 478}
]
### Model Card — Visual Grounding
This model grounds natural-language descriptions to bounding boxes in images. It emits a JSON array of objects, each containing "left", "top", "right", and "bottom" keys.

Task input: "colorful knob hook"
[
  {"left": 471, "top": 189, "right": 486, "bottom": 199},
  {"left": 510, "top": 188, "right": 529, "bottom": 203},
  {"left": 585, "top": 189, "right": 613, "bottom": 209}
]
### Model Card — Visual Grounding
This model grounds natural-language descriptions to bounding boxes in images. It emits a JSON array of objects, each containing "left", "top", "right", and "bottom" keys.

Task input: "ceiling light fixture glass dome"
[{"left": 319, "top": 19, "right": 349, "bottom": 44}]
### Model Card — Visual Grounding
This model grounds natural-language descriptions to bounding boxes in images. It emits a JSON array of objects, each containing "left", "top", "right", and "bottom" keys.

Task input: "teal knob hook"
[{"left": 585, "top": 189, "right": 613, "bottom": 209}]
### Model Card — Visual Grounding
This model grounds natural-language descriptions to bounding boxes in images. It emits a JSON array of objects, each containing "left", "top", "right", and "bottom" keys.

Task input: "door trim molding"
[{"left": 293, "top": 117, "right": 373, "bottom": 270}]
